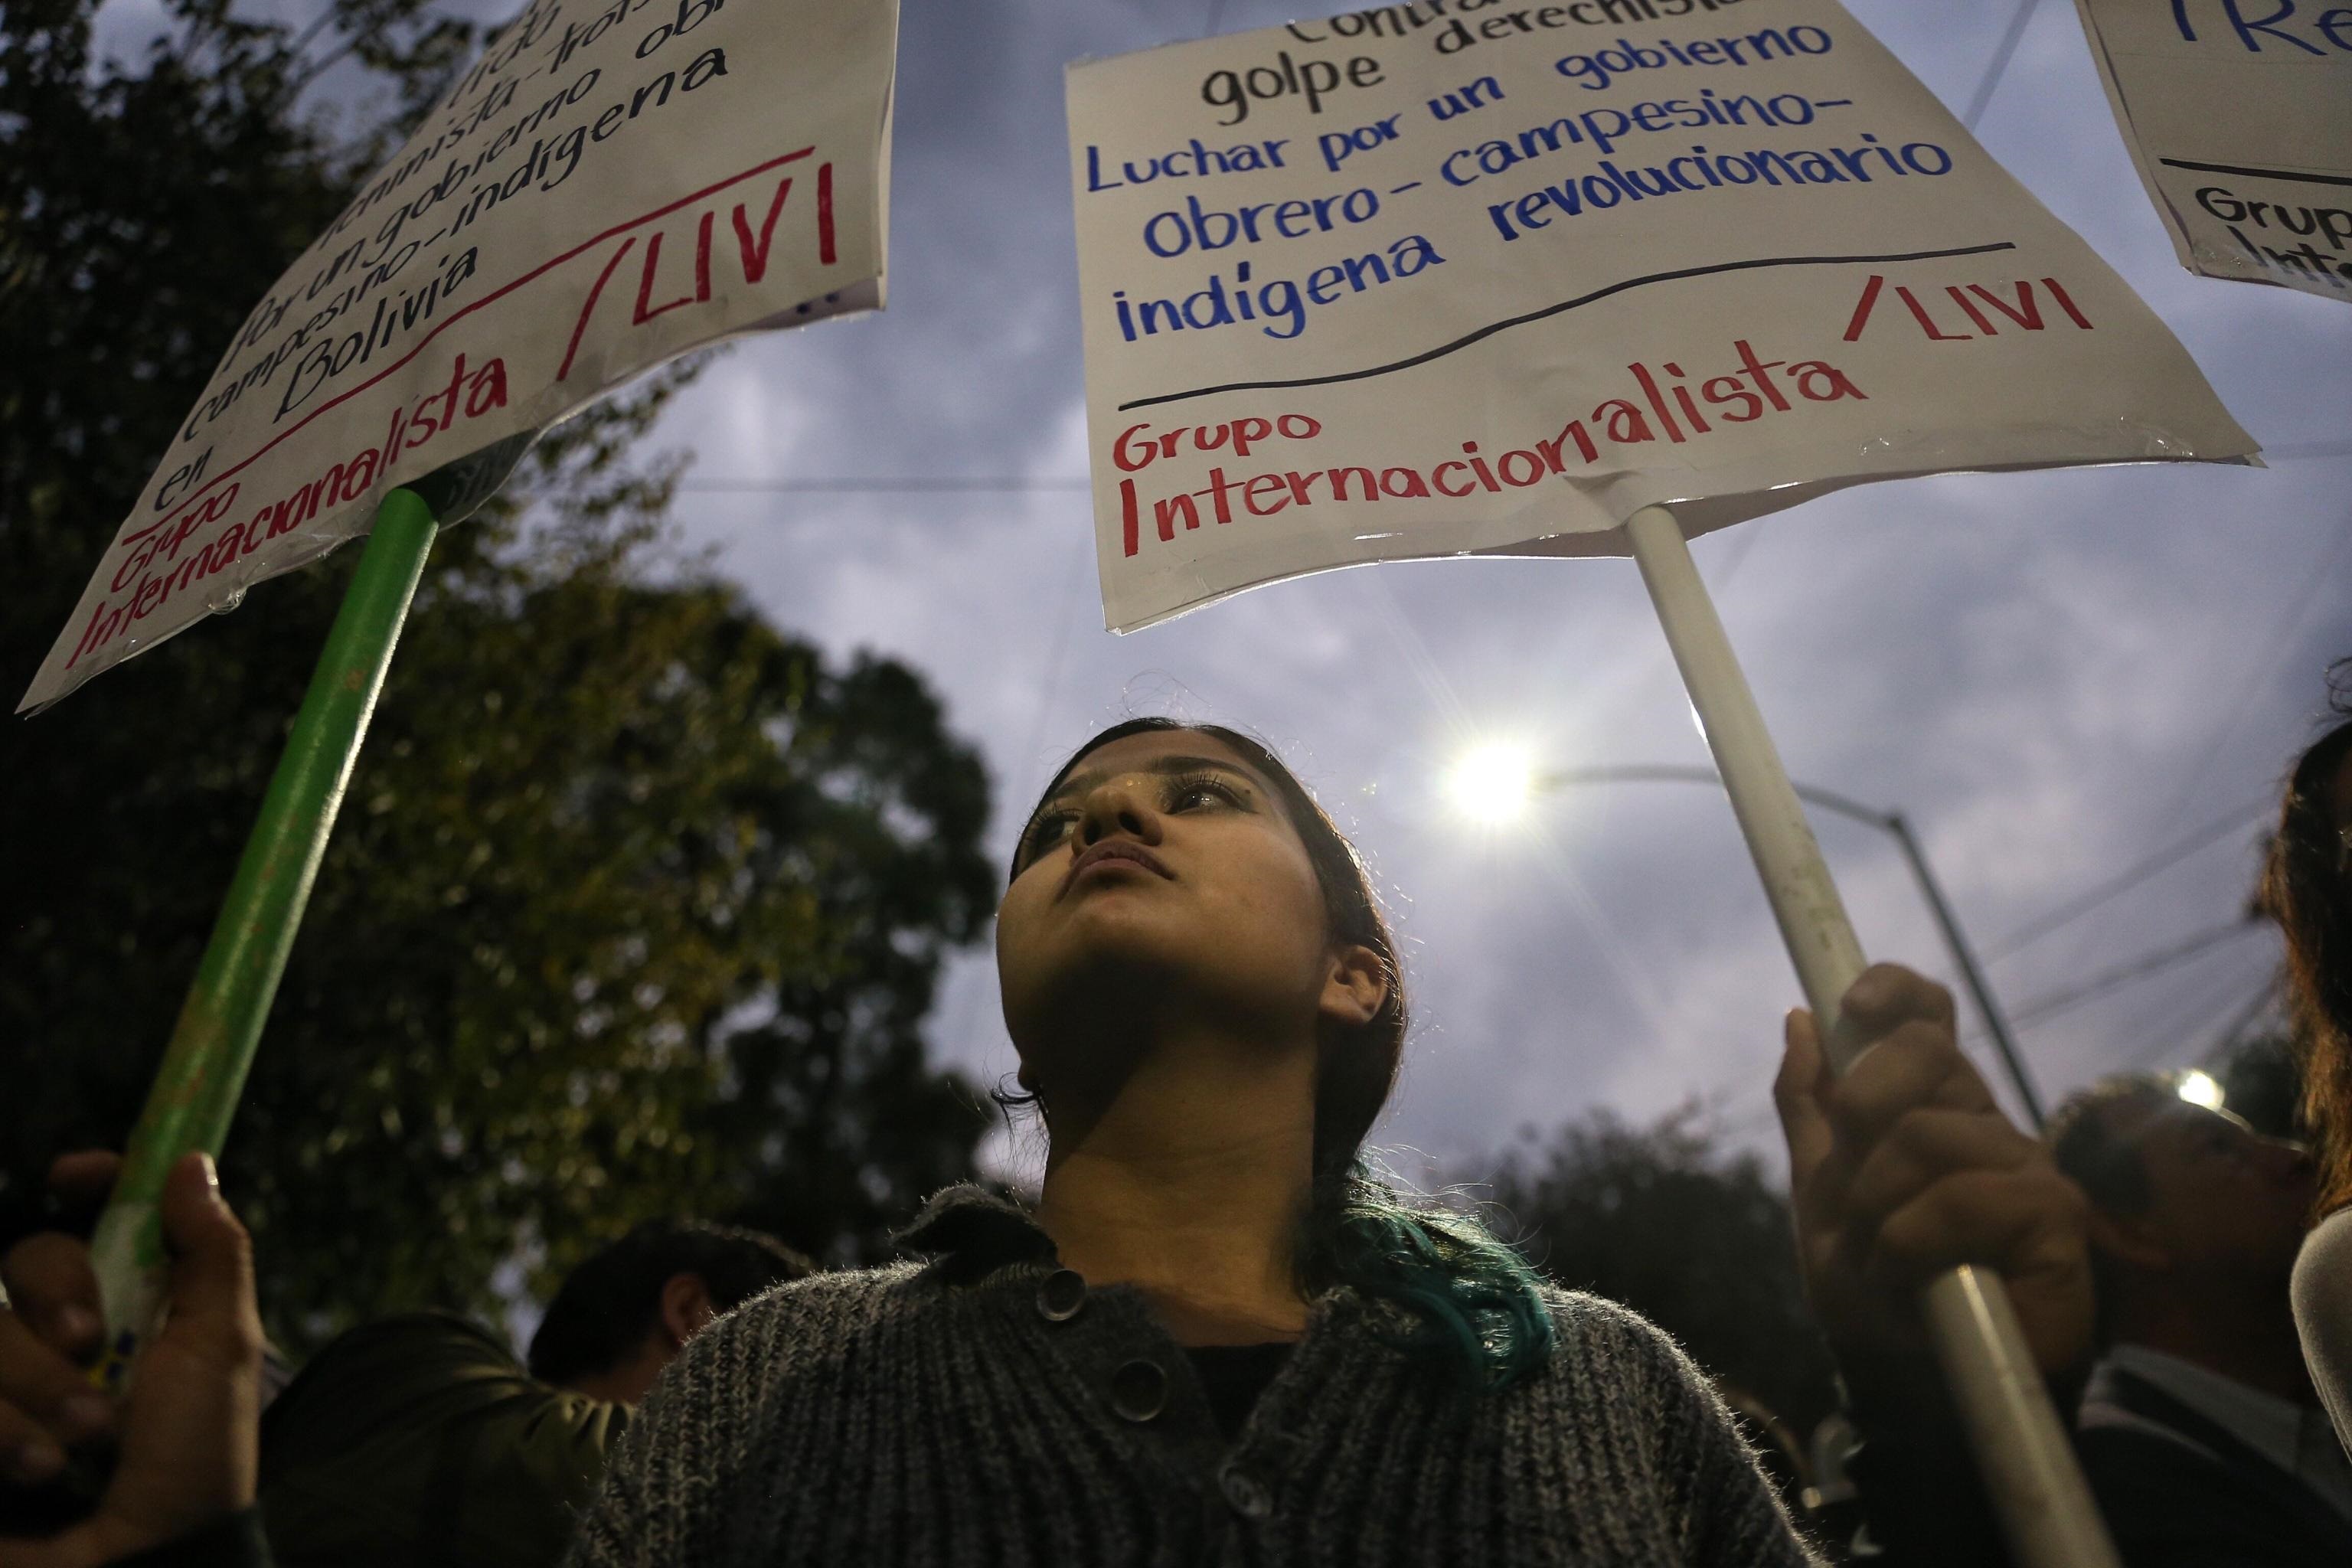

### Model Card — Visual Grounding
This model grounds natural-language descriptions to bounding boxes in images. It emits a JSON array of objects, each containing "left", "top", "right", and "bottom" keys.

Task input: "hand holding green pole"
[{"left": 87, "top": 488, "right": 440, "bottom": 1391}]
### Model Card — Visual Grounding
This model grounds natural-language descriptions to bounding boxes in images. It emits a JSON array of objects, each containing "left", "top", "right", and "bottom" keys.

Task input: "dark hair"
[
  {"left": 527, "top": 1219, "right": 813, "bottom": 1384},
  {"left": 2047, "top": 1076, "right": 2167, "bottom": 1220},
  {"left": 1013, "top": 717, "right": 1554, "bottom": 1391},
  {"left": 2047, "top": 1073, "right": 2172, "bottom": 1348},
  {"left": 2262, "top": 663, "right": 2352, "bottom": 1216}
]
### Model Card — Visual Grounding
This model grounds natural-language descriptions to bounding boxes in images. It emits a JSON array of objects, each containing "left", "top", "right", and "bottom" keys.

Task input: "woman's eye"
[
  {"left": 1168, "top": 779, "right": 1233, "bottom": 812},
  {"left": 1024, "top": 812, "right": 1073, "bottom": 860}
]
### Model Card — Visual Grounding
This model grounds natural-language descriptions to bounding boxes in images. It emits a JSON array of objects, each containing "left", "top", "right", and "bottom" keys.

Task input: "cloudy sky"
[{"left": 98, "top": 0, "right": 2352, "bottom": 1186}]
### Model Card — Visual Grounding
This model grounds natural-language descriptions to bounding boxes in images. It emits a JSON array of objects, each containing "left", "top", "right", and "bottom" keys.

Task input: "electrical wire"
[
  {"left": 1982, "top": 797, "right": 2272, "bottom": 962},
  {"left": 2151, "top": 516, "right": 2352, "bottom": 841},
  {"left": 1016, "top": 535, "right": 1093, "bottom": 772},
  {"left": 2114, "top": 963, "right": 2275, "bottom": 1070},
  {"left": 2197, "top": 974, "right": 2281, "bottom": 1067},
  {"left": 2009, "top": 918, "right": 2265, "bottom": 1028},
  {"left": 1963, "top": 0, "right": 2042, "bottom": 129}
]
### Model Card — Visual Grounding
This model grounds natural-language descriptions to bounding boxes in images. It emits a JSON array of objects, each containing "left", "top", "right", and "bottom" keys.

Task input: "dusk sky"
[{"left": 92, "top": 0, "right": 2352, "bottom": 1187}]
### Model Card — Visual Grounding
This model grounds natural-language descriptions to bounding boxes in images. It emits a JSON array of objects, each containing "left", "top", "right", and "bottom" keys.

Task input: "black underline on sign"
[
  {"left": 1113, "top": 240, "right": 2020, "bottom": 412},
  {"left": 2159, "top": 157, "right": 2352, "bottom": 188}
]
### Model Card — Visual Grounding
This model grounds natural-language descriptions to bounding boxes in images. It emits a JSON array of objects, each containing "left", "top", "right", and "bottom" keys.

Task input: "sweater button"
[
  {"left": 1035, "top": 1269, "right": 1087, "bottom": 1322},
  {"left": 1109, "top": 1357, "right": 1168, "bottom": 1423},
  {"left": 1219, "top": 1463, "right": 1272, "bottom": 1520}
]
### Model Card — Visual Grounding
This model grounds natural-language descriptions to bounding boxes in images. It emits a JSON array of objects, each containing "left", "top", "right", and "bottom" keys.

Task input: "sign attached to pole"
[
  {"left": 1066, "top": 0, "right": 2259, "bottom": 632},
  {"left": 21, "top": 0, "right": 899, "bottom": 713},
  {"left": 2071, "top": 0, "right": 2351, "bottom": 300}
]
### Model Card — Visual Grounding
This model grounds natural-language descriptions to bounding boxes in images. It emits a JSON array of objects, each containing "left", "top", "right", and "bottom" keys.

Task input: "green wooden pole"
[{"left": 87, "top": 487, "right": 440, "bottom": 1390}]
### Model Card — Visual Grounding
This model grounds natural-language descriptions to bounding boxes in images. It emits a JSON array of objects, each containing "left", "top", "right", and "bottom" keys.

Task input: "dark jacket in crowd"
[
  {"left": 562, "top": 1184, "right": 1821, "bottom": 1568},
  {"left": 2075, "top": 1361, "right": 2352, "bottom": 1568},
  {"left": 257, "top": 1311, "right": 630, "bottom": 1568}
]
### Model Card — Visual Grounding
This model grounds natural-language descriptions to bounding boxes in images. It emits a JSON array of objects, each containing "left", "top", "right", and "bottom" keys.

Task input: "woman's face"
[{"left": 996, "top": 730, "right": 1370, "bottom": 1090}]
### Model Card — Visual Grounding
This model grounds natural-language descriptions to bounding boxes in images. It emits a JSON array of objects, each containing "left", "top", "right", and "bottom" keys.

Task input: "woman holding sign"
[{"left": 551, "top": 717, "right": 2077, "bottom": 1567}]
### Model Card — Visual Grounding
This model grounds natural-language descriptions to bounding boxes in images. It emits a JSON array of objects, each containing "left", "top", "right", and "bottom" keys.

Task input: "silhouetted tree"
[{"left": 1488, "top": 1106, "right": 1839, "bottom": 1434}]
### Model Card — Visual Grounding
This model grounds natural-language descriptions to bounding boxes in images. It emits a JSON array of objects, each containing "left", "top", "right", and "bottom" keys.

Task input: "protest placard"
[
  {"left": 1067, "top": 0, "right": 2259, "bottom": 633},
  {"left": 21, "top": 0, "right": 898, "bottom": 712},
  {"left": 2071, "top": 0, "right": 2351, "bottom": 300}
]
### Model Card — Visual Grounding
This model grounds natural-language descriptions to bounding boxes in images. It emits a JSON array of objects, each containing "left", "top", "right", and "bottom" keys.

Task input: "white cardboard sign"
[
  {"left": 1067, "top": 0, "right": 2258, "bottom": 633},
  {"left": 2073, "top": 0, "right": 2351, "bottom": 300},
  {"left": 22, "top": 0, "right": 897, "bottom": 712}
]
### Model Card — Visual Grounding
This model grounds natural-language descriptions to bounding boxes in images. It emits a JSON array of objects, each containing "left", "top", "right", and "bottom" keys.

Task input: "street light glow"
[
  {"left": 2176, "top": 1070, "right": 2223, "bottom": 1111},
  {"left": 1446, "top": 741, "right": 1537, "bottom": 824}
]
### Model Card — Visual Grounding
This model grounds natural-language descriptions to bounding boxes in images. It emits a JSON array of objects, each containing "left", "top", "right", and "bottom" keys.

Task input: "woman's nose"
[{"left": 1079, "top": 781, "right": 1161, "bottom": 845}]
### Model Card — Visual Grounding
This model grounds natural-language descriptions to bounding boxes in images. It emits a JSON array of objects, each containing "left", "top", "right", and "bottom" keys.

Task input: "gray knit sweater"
[{"left": 564, "top": 1187, "right": 1821, "bottom": 1567}]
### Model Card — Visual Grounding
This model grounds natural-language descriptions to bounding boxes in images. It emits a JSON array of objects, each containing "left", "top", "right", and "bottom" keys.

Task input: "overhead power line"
[
  {"left": 1984, "top": 796, "right": 2271, "bottom": 962},
  {"left": 2198, "top": 974, "right": 2281, "bottom": 1065},
  {"left": 2009, "top": 917, "right": 2267, "bottom": 1028},
  {"left": 1964, "top": 0, "right": 2043, "bottom": 129},
  {"left": 2117, "top": 969, "right": 2275, "bottom": 1070},
  {"left": 2152, "top": 518, "right": 2352, "bottom": 837}
]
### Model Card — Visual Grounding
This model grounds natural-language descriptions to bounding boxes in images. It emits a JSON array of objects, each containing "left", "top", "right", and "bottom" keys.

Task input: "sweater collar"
[
  {"left": 893, "top": 1184, "right": 1058, "bottom": 1275},
  {"left": 893, "top": 1184, "right": 1399, "bottom": 1340}
]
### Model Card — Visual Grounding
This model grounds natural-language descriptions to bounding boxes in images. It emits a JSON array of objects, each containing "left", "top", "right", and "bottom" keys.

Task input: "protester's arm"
[
  {"left": 0, "top": 1153, "right": 270, "bottom": 1568},
  {"left": 1775, "top": 964, "right": 2096, "bottom": 1568}
]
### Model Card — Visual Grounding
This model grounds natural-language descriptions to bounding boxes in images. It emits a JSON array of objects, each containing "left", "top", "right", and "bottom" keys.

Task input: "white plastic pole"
[{"left": 1621, "top": 505, "right": 2116, "bottom": 1568}]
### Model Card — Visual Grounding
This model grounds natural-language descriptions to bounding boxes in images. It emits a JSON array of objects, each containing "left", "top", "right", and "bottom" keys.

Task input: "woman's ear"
[
  {"left": 658, "top": 1271, "right": 718, "bottom": 1349},
  {"left": 1318, "top": 943, "right": 1389, "bottom": 1030}
]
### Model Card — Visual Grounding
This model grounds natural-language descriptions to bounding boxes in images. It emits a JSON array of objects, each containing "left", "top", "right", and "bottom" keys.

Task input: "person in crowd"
[
  {"left": 565, "top": 718, "right": 1821, "bottom": 1565},
  {"left": 2049, "top": 1073, "right": 2352, "bottom": 1564},
  {"left": 256, "top": 1215, "right": 809, "bottom": 1568},
  {"left": 555, "top": 719, "right": 2086, "bottom": 1568},
  {"left": 1, "top": 718, "right": 2109, "bottom": 1565},
  {"left": 2265, "top": 671, "right": 2352, "bottom": 1452},
  {"left": 0, "top": 1158, "right": 805, "bottom": 1568}
]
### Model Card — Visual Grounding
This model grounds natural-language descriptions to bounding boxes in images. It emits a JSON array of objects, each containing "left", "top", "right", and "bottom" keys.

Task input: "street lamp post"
[{"left": 1536, "top": 764, "right": 2047, "bottom": 1130}]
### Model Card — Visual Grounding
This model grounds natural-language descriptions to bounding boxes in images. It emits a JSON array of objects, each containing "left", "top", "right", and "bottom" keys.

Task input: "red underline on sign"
[
  {"left": 1113, "top": 240, "right": 2018, "bottom": 412},
  {"left": 175, "top": 145, "right": 818, "bottom": 511}
]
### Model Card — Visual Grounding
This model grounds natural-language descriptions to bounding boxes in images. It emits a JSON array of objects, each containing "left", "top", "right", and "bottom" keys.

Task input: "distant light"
[
  {"left": 2177, "top": 1070, "right": 2224, "bottom": 1111},
  {"left": 1446, "top": 742, "right": 1538, "bottom": 825}
]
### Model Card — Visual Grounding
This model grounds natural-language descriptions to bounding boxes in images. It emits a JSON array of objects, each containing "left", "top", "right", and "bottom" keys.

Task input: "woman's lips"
[{"left": 1060, "top": 840, "right": 1173, "bottom": 897}]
